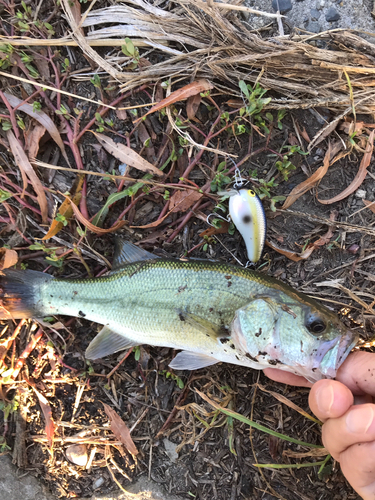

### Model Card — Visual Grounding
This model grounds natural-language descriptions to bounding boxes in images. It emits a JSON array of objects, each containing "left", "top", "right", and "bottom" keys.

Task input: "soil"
[{"left": 0, "top": 1, "right": 374, "bottom": 500}]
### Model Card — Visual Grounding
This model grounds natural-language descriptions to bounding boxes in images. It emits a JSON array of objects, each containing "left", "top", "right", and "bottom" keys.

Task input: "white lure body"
[{"left": 229, "top": 188, "right": 266, "bottom": 263}]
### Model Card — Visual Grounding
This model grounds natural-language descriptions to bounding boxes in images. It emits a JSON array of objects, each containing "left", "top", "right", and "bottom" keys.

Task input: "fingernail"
[
  {"left": 346, "top": 405, "right": 375, "bottom": 434},
  {"left": 316, "top": 382, "right": 335, "bottom": 415}
]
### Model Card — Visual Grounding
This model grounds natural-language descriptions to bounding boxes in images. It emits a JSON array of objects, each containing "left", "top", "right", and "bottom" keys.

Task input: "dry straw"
[{"left": 2, "top": 0, "right": 375, "bottom": 112}]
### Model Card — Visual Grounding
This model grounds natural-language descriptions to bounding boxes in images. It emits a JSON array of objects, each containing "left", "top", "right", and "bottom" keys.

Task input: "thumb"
[{"left": 309, "top": 379, "right": 354, "bottom": 422}]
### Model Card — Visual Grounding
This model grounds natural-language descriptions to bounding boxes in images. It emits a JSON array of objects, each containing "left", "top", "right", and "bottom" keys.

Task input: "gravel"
[{"left": 244, "top": 0, "right": 375, "bottom": 36}]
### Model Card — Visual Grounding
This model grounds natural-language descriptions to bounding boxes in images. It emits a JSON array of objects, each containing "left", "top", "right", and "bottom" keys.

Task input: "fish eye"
[{"left": 306, "top": 317, "right": 327, "bottom": 335}]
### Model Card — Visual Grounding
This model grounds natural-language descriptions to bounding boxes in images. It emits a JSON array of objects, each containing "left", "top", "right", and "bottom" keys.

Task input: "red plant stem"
[
  {"left": 112, "top": 192, "right": 148, "bottom": 223},
  {"left": 229, "top": 146, "right": 266, "bottom": 172},
  {"left": 168, "top": 201, "right": 212, "bottom": 228},
  {"left": 75, "top": 85, "right": 148, "bottom": 143},
  {"left": 47, "top": 48, "right": 61, "bottom": 109},
  {"left": 156, "top": 112, "right": 224, "bottom": 223},
  {"left": 106, "top": 348, "right": 134, "bottom": 378},
  {"left": 187, "top": 241, "right": 205, "bottom": 254},
  {"left": 12, "top": 88, "right": 43, "bottom": 113},
  {"left": 0, "top": 90, "right": 20, "bottom": 140},
  {"left": 11, "top": 328, "right": 44, "bottom": 380}
]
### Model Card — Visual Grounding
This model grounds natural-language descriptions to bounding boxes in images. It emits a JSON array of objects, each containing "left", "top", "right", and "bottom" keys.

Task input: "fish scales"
[{"left": 41, "top": 260, "right": 269, "bottom": 352}]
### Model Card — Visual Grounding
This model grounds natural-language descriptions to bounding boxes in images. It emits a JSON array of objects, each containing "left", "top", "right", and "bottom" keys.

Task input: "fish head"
[{"left": 230, "top": 294, "right": 358, "bottom": 383}]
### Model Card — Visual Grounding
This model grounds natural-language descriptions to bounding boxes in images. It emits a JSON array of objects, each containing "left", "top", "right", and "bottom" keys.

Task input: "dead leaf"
[
  {"left": 102, "top": 402, "right": 138, "bottom": 458},
  {"left": 30, "top": 384, "right": 56, "bottom": 449},
  {"left": 257, "top": 383, "right": 321, "bottom": 424},
  {"left": 318, "top": 129, "right": 375, "bottom": 204},
  {"left": 266, "top": 240, "right": 311, "bottom": 262},
  {"left": 339, "top": 117, "right": 375, "bottom": 136},
  {"left": 267, "top": 211, "right": 337, "bottom": 262},
  {"left": 283, "top": 448, "right": 328, "bottom": 459},
  {"left": 130, "top": 192, "right": 193, "bottom": 229},
  {"left": 363, "top": 199, "right": 375, "bottom": 214},
  {"left": 169, "top": 189, "right": 203, "bottom": 213},
  {"left": 25, "top": 122, "right": 46, "bottom": 161},
  {"left": 4, "top": 92, "right": 70, "bottom": 165},
  {"left": 199, "top": 220, "right": 229, "bottom": 238},
  {"left": 116, "top": 108, "right": 128, "bottom": 120},
  {"left": 92, "top": 132, "right": 163, "bottom": 177},
  {"left": 225, "top": 99, "right": 243, "bottom": 108},
  {"left": 135, "top": 79, "right": 213, "bottom": 122},
  {"left": 0, "top": 247, "right": 18, "bottom": 270},
  {"left": 282, "top": 145, "right": 333, "bottom": 210},
  {"left": 61, "top": 193, "right": 127, "bottom": 234},
  {"left": 288, "top": 132, "right": 299, "bottom": 146},
  {"left": 298, "top": 124, "right": 311, "bottom": 143},
  {"left": 42, "top": 175, "right": 84, "bottom": 240},
  {"left": 7, "top": 129, "right": 48, "bottom": 223},
  {"left": 186, "top": 93, "right": 201, "bottom": 121}
]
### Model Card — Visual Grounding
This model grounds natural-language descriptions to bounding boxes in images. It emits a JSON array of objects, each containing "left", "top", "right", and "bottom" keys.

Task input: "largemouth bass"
[{"left": 0, "top": 240, "right": 358, "bottom": 382}]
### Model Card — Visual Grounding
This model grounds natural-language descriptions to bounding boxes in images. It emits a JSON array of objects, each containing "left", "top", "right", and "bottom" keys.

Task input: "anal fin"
[
  {"left": 85, "top": 326, "right": 137, "bottom": 360},
  {"left": 169, "top": 351, "right": 219, "bottom": 371}
]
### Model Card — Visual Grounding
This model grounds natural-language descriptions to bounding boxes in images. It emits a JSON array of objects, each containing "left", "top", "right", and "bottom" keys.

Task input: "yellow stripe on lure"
[{"left": 229, "top": 188, "right": 266, "bottom": 263}]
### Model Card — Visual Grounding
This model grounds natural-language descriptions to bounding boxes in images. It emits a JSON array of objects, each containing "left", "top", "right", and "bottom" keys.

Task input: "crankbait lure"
[{"left": 228, "top": 186, "right": 267, "bottom": 263}]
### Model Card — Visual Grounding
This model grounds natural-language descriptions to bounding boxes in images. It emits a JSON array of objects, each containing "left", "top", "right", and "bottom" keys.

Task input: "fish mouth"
[{"left": 317, "top": 329, "right": 359, "bottom": 379}]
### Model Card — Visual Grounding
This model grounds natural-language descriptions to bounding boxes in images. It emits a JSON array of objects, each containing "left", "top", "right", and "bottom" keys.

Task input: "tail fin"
[{"left": 0, "top": 269, "right": 53, "bottom": 320}]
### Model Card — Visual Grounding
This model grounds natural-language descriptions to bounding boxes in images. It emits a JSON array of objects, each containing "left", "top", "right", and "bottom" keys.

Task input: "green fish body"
[{"left": 0, "top": 241, "right": 358, "bottom": 382}]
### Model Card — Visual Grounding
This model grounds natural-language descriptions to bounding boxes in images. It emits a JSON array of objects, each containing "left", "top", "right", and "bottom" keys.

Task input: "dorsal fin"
[{"left": 112, "top": 238, "right": 158, "bottom": 271}]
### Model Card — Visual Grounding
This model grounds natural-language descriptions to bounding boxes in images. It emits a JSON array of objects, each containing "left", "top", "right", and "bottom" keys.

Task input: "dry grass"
[{"left": 2, "top": 1, "right": 375, "bottom": 112}]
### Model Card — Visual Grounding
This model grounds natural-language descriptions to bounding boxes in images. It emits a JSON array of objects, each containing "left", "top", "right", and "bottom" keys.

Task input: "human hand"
[{"left": 264, "top": 351, "right": 375, "bottom": 500}]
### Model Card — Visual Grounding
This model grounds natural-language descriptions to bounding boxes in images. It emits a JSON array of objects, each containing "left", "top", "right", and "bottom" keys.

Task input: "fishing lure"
[{"left": 228, "top": 186, "right": 267, "bottom": 263}]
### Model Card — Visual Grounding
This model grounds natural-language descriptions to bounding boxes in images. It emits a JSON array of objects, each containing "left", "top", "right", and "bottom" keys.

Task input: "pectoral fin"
[
  {"left": 169, "top": 351, "right": 219, "bottom": 370},
  {"left": 85, "top": 326, "right": 137, "bottom": 360},
  {"left": 177, "top": 310, "right": 226, "bottom": 339}
]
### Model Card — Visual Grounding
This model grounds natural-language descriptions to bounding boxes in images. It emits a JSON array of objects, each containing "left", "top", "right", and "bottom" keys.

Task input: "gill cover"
[{"left": 229, "top": 188, "right": 266, "bottom": 263}]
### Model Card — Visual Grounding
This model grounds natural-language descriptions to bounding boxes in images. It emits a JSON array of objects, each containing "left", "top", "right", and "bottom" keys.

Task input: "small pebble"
[
  {"left": 118, "top": 163, "right": 128, "bottom": 175},
  {"left": 306, "top": 21, "right": 320, "bottom": 33},
  {"left": 310, "top": 8, "right": 320, "bottom": 20},
  {"left": 66, "top": 444, "right": 88, "bottom": 467},
  {"left": 325, "top": 7, "right": 340, "bottom": 22},
  {"left": 316, "top": 0, "right": 325, "bottom": 9},
  {"left": 163, "top": 438, "right": 179, "bottom": 463},
  {"left": 271, "top": 0, "right": 293, "bottom": 14},
  {"left": 355, "top": 189, "right": 366, "bottom": 199},
  {"left": 347, "top": 244, "right": 360, "bottom": 255},
  {"left": 93, "top": 477, "right": 105, "bottom": 490}
]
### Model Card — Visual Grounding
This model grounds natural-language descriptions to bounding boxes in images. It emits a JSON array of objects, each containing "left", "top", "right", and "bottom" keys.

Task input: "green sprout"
[
  {"left": 121, "top": 38, "right": 140, "bottom": 69},
  {"left": 211, "top": 162, "right": 231, "bottom": 192},
  {"left": 160, "top": 370, "right": 184, "bottom": 389}
]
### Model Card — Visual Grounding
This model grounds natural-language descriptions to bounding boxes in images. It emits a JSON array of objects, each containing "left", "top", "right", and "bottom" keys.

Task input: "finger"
[
  {"left": 336, "top": 351, "right": 375, "bottom": 396},
  {"left": 309, "top": 380, "right": 353, "bottom": 421},
  {"left": 263, "top": 368, "right": 313, "bottom": 387},
  {"left": 340, "top": 441, "right": 375, "bottom": 500},
  {"left": 322, "top": 403, "right": 375, "bottom": 460}
]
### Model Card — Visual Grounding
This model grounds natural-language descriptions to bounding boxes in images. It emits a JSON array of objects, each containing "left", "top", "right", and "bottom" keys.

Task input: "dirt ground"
[{"left": 1, "top": 1, "right": 375, "bottom": 500}]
